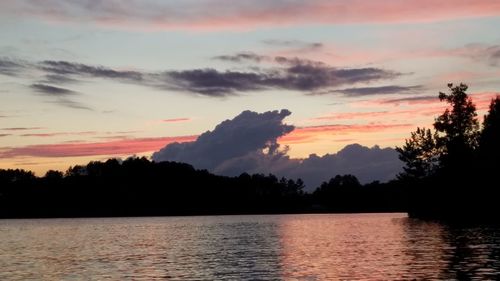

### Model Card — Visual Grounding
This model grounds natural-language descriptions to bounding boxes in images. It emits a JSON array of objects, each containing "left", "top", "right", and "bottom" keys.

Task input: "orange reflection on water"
[{"left": 277, "top": 213, "right": 426, "bottom": 280}]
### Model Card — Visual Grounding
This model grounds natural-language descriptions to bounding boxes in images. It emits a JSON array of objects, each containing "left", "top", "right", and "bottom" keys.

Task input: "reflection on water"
[{"left": 1, "top": 214, "right": 500, "bottom": 280}]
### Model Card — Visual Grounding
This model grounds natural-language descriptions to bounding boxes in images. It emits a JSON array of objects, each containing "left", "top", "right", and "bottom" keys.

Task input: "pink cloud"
[
  {"left": 4, "top": 1, "right": 500, "bottom": 31},
  {"left": 310, "top": 106, "right": 448, "bottom": 125},
  {"left": 0, "top": 135, "right": 197, "bottom": 158},
  {"left": 162, "top": 118, "right": 191, "bottom": 123}
]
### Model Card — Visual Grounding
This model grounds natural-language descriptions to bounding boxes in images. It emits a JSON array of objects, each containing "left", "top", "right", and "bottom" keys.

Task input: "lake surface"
[{"left": 1, "top": 214, "right": 500, "bottom": 280}]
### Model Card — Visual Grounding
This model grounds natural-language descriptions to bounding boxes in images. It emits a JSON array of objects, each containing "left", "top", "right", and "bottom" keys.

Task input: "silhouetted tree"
[
  {"left": 433, "top": 83, "right": 479, "bottom": 168},
  {"left": 44, "top": 170, "right": 63, "bottom": 180},
  {"left": 396, "top": 127, "right": 439, "bottom": 180},
  {"left": 398, "top": 83, "right": 479, "bottom": 178},
  {"left": 398, "top": 83, "right": 500, "bottom": 220},
  {"left": 479, "top": 96, "right": 500, "bottom": 169}
]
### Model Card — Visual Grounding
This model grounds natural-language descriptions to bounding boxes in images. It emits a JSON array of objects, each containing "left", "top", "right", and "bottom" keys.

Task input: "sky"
[{"left": 1, "top": 0, "right": 500, "bottom": 179}]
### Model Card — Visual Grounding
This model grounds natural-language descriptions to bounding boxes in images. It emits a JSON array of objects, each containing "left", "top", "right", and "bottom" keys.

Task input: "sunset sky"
[{"left": 1, "top": 0, "right": 500, "bottom": 175}]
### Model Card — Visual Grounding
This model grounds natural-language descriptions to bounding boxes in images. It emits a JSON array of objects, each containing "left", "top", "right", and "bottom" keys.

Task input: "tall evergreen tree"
[
  {"left": 479, "top": 96, "right": 500, "bottom": 172},
  {"left": 433, "top": 83, "right": 479, "bottom": 168}
]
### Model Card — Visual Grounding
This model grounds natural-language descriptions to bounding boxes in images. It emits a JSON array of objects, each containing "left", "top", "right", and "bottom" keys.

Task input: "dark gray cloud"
[
  {"left": 179, "top": 53, "right": 402, "bottom": 95},
  {"left": 328, "top": 85, "right": 422, "bottom": 96},
  {"left": 31, "top": 83, "right": 77, "bottom": 96},
  {"left": 0, "top": 134, "right": 11, "bottom": 137},
  {"left": 39, "top": 60, "right": 143, "bottom": 81},
  {"left": 163, "top": 69, "right": 267, "bottom": 96},
  {"left": 7, "top": 56, "right": 402, "bottom": 97},
  {"left": 163, "top": 65, "right": 401, "bottom": 96},
  {"left": 0, "top": 58, "right": 26, "bottom": 76},
  {"left": 213, "top": 52, "right": 268, "bottom": 63},
  {"left": 152, "top": 109, "right": 402, "bottom": 190},
  {"left": 30, "top": 83, "right": 92, "bottom": 110}
]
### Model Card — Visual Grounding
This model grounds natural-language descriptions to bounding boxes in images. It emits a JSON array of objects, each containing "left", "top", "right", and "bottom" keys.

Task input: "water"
[{"left": 1, "top": 214, "right": 500, "bottom": 280}]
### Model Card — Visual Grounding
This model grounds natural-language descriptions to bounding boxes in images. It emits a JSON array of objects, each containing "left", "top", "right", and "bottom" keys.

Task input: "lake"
[{"left": 1, "top": 213, "right": 500, "bottom": 280}]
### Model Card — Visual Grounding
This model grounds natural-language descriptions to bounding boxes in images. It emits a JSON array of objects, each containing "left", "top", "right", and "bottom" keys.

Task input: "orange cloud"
[
  {"left": 311, "top": 106, "right": 447, "bottom": 125},
  {"left": 0, "top": 135, "right": 197, "bottom": 158},
  {"left": 279, "top": 123, "right": 414, "bottom": 145}
]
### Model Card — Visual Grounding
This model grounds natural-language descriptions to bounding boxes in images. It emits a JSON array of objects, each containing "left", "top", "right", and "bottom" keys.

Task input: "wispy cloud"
[
  {"left": 1, "top": 127, "right": 44, "bottom": 131},
  {"left": 262, "top": 40, "right": 323, "bottom": 50},
  {"left": 46, "top": 98, "right": 93, "bottom": 111},
  {"left": 326, "top": 85, "right": 422, "bottom": 97},
  {"left": 0, "top": 58, "right": 27, "bottom": 76},
  {"left": 212, "top": 52, "right": 268, "bottom": 63},
  {"left": 39, "top": 60, "right": 143, "bottom": 81},
  {"left": 378, "top": 95, "right": 438, "bottom": 105},
  {"left": 262, "top": 40, "right": 324, "bottom": 55}
]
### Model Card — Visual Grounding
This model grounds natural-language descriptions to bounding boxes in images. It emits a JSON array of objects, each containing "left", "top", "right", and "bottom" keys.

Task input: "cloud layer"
[
  {"left": 3, "top": 1, "right": 499, "bottom": 31},
  {"left": 152, "top": 109, "right": 403, "bottom": 190}
]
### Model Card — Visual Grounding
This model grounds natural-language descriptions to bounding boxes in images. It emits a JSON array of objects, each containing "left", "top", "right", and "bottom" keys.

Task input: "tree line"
[
  {"left": 0, "top": 159, "right": 404, "bottom": 218},
  {"left": 0, "top": 82, "right": 497, "bottom": 219}
]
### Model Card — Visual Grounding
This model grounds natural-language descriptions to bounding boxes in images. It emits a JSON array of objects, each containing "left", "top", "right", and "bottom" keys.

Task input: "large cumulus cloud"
[
  {"left": 152, "top": 109, "right": 294, "bottom": 169},
  {"left": 152, "top": 110, "right": 403, "bottom": 191}
]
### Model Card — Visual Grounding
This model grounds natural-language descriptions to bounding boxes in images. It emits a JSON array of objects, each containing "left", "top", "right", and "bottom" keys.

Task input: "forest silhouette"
[
  {"left": 0, "top": 83, "right": 498, "bottom": 220},
  {"left": 397, "top": 83, "right": 500, "bottom": 222}
]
